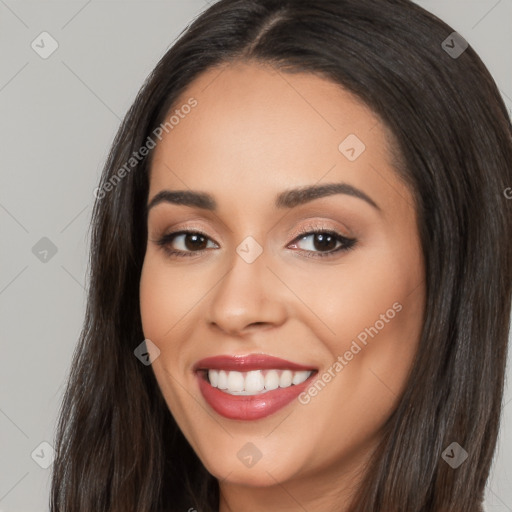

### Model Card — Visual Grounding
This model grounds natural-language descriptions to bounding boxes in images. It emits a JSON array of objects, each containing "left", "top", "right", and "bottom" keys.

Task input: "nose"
[{"left": 205, "top": 246, "right": 288, "bottom": 336}]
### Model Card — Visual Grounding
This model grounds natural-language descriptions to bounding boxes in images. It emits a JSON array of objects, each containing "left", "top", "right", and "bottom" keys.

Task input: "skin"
[{"left": 139, "top": 61, "right": 426, "bottom": 512}]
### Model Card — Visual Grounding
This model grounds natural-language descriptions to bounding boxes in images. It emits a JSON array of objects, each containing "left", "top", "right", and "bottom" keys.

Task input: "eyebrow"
[{"left": 146, "top": 182, "right": 380, "bottom": 213}]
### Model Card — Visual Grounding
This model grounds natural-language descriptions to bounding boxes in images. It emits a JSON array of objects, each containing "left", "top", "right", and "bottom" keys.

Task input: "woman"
[{"left": 50, "top": 0, "right": 512, "bottom": 510}]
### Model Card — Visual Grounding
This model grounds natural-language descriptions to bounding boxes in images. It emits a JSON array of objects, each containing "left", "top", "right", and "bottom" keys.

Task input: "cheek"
[
  {"left": 289, "top": 233, "right": 424, "bottom": 414},
  {"left": 138, "top": 253, "right": 193, "bottom": 388},
  {"left": 287, "top": 278, "right": 424, "bottom": 473},
  {"left": 139, "top": 255, "right": 207, "bottom": 446},
  {"left": 139, "top": 252, "right": 195, "bottom": 343},
  {"left": 139, "top": 263, "right": 168, "bottom": 344},
  {"left": 277, "top": 234, "right": 424, "bottom": 357}
]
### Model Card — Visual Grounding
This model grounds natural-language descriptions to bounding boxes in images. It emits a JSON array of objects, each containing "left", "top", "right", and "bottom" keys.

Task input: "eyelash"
[{"left": 155, "top": 225, "right": 357, "bottom": 260}]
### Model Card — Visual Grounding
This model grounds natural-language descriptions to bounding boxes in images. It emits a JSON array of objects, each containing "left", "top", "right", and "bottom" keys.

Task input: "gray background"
[{"left": 0, "top": 1, "right": 511, "bottom": 510}]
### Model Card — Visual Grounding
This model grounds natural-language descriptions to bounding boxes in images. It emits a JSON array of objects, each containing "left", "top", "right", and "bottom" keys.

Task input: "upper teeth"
[{"left": 207, "top": 369, "right": 313, "bottom": 395}]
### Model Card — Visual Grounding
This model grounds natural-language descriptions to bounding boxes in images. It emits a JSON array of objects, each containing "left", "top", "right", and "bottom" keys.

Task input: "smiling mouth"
[
  {"left": 199, "top": 368, "right": 315, "bottom": 396},
  {"left": 195, "top": 368, "right": 318, "bottom": 420},
  {"left": 193, "top": 353, "right": 318, "bottom": 420}
]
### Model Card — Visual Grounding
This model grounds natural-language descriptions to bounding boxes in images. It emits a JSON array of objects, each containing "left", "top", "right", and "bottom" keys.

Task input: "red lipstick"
[
  {"left": 194, "top": 354, "right": 317, "bottom": 421},
  {"left": 194, "top": 354, "right": 315, "bottom": 372}
]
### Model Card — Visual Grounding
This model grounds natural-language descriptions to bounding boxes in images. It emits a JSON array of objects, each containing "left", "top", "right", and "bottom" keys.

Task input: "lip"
[
  {"left": 193, "top": 354, "right": 317, "bottom": 372},
  {"left": 194, "top": 354, "right": 317, "bottom": 421}
]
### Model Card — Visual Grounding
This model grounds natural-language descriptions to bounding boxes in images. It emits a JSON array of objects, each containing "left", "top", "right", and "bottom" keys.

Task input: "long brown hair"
[{"left": 50, "top": 0, "right": 512, "bottom": 510}]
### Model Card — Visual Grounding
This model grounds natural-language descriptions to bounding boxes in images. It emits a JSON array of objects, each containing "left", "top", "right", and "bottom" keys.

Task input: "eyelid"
[
  {"left": 154, "top": 228, "right": 357, "bottom": 261},
  {"left": 288, "top": 220, "right": 354, "bottom": 241},
  {"left": 154, "top": 221, "right": 221, "bottom": 243},
  {"left": 155, "top": 219, "right": 352, "bottom": 244}
]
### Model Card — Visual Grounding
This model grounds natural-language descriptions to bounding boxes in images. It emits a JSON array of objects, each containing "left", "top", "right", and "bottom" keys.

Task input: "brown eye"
[
  {"left": 288, "top": 230, "right": 357, "bottom": 258},
  {"left": 156, "top": 230, "right": 219, "bottom": 258},
  {"left": 181, "top": 233, "right": 209, "bottom": 251}
]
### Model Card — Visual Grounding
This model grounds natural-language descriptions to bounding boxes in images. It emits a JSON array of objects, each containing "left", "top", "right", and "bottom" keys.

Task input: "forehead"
[{"left": 148, "top": 61, "right": 409, "bottom": 215}]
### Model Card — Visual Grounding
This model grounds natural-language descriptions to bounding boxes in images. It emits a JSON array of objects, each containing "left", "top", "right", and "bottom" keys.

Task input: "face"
[{"left": 139, "top": 61, "right": 425, "bottom": 502}]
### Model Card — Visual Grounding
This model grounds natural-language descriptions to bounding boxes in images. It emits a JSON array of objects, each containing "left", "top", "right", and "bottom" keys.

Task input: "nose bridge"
[{"left": 206, "top": 237, "right": 287, "bottom": 334}]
